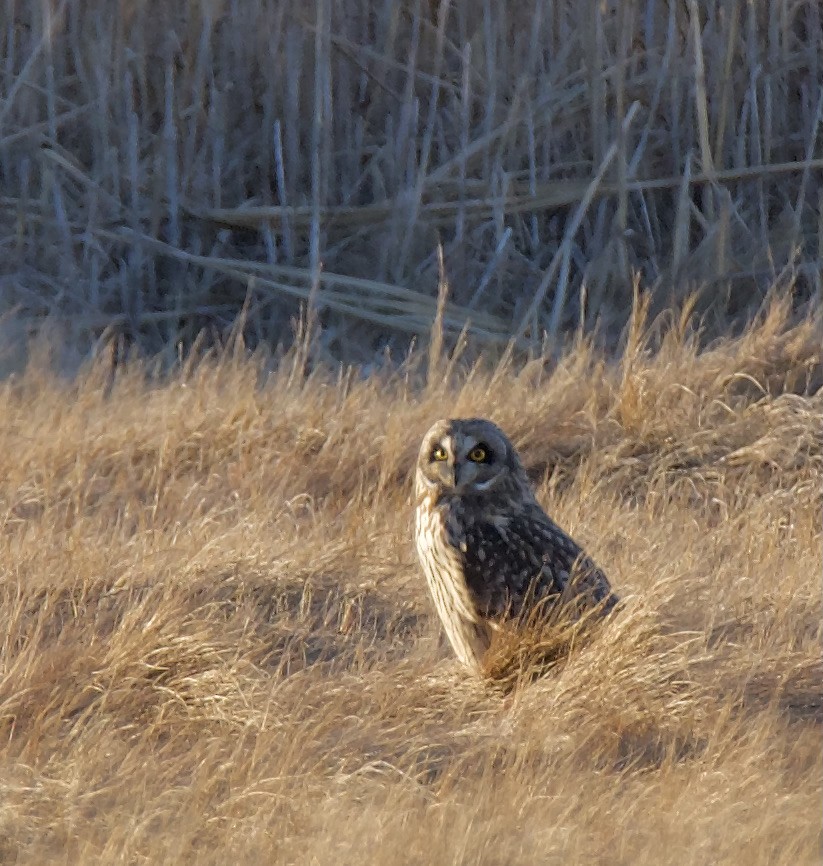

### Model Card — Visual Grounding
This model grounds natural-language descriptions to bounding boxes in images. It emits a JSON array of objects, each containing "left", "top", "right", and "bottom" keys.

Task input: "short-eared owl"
[{"left": 414, "top": 418, "right": 618, "bottom": 673}]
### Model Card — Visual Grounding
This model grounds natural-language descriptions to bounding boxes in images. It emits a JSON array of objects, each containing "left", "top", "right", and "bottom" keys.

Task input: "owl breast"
[{"left": 414, "top": 496, "right": 492, "bottom": 670}]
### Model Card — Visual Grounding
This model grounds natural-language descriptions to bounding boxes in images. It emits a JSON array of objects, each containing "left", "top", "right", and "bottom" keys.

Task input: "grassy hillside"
[{"left": 0, "top": 299, "right": 820, "bottom": 864}]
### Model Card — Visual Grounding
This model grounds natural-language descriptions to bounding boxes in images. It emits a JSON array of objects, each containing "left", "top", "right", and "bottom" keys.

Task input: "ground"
[{"left": 0, "top": 300, "right": 820, "bottom": 864}]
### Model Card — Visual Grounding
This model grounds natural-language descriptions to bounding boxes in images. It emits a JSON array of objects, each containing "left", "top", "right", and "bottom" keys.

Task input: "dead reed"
[{"left": 0, "top": 1, "right": 821, "bottom": 365}]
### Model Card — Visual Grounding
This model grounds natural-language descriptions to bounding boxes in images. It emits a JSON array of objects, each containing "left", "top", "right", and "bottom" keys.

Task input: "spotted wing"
[{"left": 450, "top": 503, "right": 617, "bottom": 622}]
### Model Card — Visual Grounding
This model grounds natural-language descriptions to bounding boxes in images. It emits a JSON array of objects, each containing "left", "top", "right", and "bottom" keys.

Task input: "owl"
[{"left": 414, "top": 418, "right": 618, "bottom": 673}]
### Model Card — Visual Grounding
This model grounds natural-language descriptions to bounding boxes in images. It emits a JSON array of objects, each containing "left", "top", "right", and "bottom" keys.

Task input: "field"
[
  {"left": 0, "top": 298, "right": 820, "bottom": 864},
  {"left": 1, "top": 0, "right": 822, "bottom": 862}
]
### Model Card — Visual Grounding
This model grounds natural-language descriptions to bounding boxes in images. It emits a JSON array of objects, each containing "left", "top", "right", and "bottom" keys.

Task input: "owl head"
[{"left": 415, "top": 418, "right": 530, "bottom": 501}]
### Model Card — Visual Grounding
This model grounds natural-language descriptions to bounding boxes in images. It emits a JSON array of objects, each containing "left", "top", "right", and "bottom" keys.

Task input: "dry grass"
[
  {"left": 2, "top": 2, "right": 821, "bottom": 860},
  {"left": 0, "top": 298, "right": 819, "bottom": 864},
  {"left": 1, "top": 1, "right": 821, "bottom": 363}
]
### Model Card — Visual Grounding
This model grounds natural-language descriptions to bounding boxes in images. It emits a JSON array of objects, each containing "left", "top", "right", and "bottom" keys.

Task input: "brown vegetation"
[
  {"left": 0, "top": 299, "right": 820, "bottom": 863},
  {"left": 1, "top": 0, "right": 821, "bottom": 860},
  {"left": 1, "top": 1, "right": 821, "bottom": 364}
]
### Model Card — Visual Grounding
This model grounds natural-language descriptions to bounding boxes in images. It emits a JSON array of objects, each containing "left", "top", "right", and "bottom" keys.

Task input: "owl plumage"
[{"left": 414, "top": 418, "right": 618, "bottom": 673}]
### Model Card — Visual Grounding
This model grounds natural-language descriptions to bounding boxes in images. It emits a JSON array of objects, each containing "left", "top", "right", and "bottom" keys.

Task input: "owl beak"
[{"left": 435, "top": 461, "right": 457, "bottom": 489}]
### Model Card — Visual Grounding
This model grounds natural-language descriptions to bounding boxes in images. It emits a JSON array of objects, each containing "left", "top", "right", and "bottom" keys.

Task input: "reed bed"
[{"left": 0, "top": 1, "right": 821, "bottom": 365}]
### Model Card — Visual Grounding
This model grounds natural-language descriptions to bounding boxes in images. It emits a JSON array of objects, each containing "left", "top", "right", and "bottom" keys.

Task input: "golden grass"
[{"left": 0, "top": 298, "right": 819, "bottom": 863}]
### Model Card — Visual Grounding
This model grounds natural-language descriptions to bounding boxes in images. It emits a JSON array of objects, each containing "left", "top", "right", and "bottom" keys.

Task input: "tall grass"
[
  {"left": 0, "top": 1, "right": 821, "bottom": 366},
  {"left": 0, "top": 298, "right": 819, "bottom": 863}
]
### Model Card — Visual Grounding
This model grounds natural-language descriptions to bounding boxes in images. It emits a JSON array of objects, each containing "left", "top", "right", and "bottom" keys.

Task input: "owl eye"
[
  {"left": 467, "top": 445, "right": 489, "bottom": 463},
  {"left": 431, "top": 445, "right": 448, "bottom": 462}
]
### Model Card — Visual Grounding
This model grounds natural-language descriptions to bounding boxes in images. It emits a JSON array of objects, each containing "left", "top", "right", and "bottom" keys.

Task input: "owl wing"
[{"left": 451, "top": 502, "right": 617, "bottom": 623}]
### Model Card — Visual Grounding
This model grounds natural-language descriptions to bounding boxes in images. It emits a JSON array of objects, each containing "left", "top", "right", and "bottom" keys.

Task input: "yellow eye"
[
  {"left": 468, "top": 446, "right": 488, "bottom": 462},
  {"left": 431, "top": 445, "right": 448, "bottom": 462}
]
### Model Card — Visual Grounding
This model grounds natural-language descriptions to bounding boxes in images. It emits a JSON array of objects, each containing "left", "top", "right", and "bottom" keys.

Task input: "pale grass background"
[{"left": 0, "top": 300, "right": 820, "bottom": 863}]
